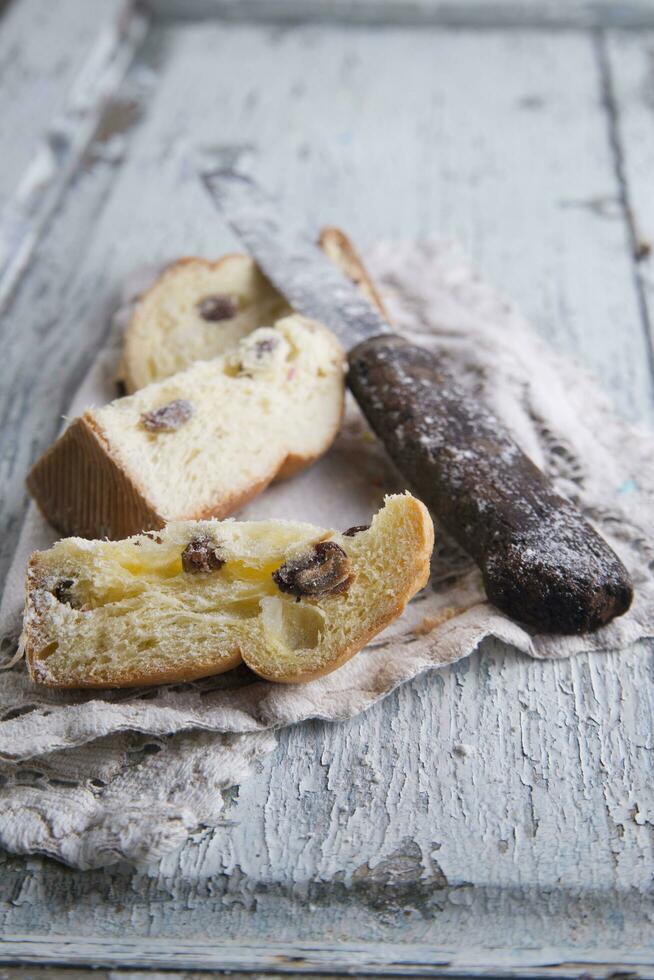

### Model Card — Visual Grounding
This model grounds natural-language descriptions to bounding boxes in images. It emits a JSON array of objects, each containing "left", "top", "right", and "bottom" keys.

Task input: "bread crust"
[
  {"left": 30, "top": 658, "right": 242, "bottom": 688},
  {"left": 26, "top": 415, "right": 163, "bottom": 540},
  {"left": 27, "top": 413, "right": 283, "bottom": 542},
  {"left": 26, "top": 404, "right": 342, "bottom": 543}
]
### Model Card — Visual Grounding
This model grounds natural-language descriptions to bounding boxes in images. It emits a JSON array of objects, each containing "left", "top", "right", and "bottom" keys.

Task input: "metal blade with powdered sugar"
[{"left": 201, "top": 170, "right": 390, "bottom": 349}]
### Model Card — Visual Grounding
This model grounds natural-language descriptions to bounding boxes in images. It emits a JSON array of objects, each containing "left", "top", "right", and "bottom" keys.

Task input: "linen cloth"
[{"left": 0, "top": 241, "right": 651, "bottom": 868}]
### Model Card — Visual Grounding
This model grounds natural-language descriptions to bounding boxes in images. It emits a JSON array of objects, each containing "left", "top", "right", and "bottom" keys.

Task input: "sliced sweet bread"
[
  {"left": 21, "top": 493, "right": 434, "bottom": 688},
  {"left": 120, "top": 256, "right": 289, "bottom": 393},
  {"left": 27, "top": 316, "right": 345, "bottom": 540},
  {"left": 121, "top": 227, "right": 387, "bottom": 393}
]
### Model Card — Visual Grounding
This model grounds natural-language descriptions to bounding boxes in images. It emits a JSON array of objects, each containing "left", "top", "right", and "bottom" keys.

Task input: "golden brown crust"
[
  {"left": 30, "top": 648, "right": 243, "bottom": 689},
  {"left": 243, "top": 497, "right": 434, "bottom": 683},
  {"left": 190, "top": 473, "right": 278, "bottom": 522},
  {"left": 45, "top": 659, "right": 242, "bottom": 688},
  {"left": 27, "top": 650, "right": 243, "bottom": 690},
  {"left": 318, "top": 226, "right": 391, "bottom": 321},
  {"left": 26, "top": 416, "right": 163, "bottom": 541},
  {"left": 27, "top": 419, "right": 332, "bottom": 543},
  {"left": 23, "top": 560, "right": 53, "bottom": 682}
]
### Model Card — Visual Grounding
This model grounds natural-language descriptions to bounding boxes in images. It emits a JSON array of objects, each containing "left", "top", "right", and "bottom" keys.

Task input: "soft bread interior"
[
  {"left": 246, "top": 493, "right": 434, "bottom": 682},
  {"left": 27, "top": 315, "right": 346, "bottom": 540},
  {"left": 97, "top": 315, "right": 345, "bottom": 520},
  {"left": 121, "top": 231, "right": 386, "bottom": 394},
  {"left": 122, "top": 256, "right": 291, "bottom": 392},
  {"left": 23, "top": 494, "right": 434, "bottom": 688}
]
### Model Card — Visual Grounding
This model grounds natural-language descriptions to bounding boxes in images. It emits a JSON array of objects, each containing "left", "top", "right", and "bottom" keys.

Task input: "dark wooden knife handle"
[{"left": 347, "top": 333, "right": 633, "bottom": 634}]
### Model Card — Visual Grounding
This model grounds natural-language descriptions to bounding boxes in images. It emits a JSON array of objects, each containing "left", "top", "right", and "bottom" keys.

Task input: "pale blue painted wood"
[{"left": 0, "top": 5, "right": 652, "bottom": 972}]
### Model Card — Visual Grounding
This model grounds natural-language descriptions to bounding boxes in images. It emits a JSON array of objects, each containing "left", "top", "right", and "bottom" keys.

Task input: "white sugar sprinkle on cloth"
[{"left": 0, "top": 240, "right": 652, "bottom": 868}]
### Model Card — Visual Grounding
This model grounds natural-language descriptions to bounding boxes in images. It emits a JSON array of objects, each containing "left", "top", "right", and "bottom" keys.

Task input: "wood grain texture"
[
  {"left": 2, "top": 936, "right": 654, "bottom": 978},
  {"left": 0, "top": 21, "right": 161, "bottom": 588},
  {"left": 0, "top": 13, "right": 653, "bottom": 971},
  {"left": 146, "top": 0, "right": 654, "bottom": 30},
  {"left": 0, "top": 972, "right": 370, "bottom": 980},
  {"left": 603, "top": 30, "right": 654, "bottom": 360},
  {"left": 0, "top": 0, "right": 147, "bottom": 312},
  {"left": 0, "top": 0, "right": 129, "bottom": 213}
]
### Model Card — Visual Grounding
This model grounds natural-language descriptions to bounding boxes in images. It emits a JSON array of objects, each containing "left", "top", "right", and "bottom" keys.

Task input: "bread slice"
[
  {"left": 318, "top": 227, "right": 389, "bottom": 319},
  {"left": 21, "top": 493, "right": 434, "bottom": 688},
  {"left": 120, "top": 256, "right": 290, "bottom": 393},
  {"left": 121, "top": 227, "right": 387, "bottom": 393},
  {"left": 27, "top": 316, "right": 345, "bottom": 540}
]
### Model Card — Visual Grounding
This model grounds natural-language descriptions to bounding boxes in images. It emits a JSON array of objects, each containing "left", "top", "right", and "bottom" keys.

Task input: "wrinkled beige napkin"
[{"left": 0, "top": 241, "right": 652, "bottom": 869}]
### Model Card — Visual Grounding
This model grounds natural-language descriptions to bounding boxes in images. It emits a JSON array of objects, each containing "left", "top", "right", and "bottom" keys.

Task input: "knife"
[{"left": 200, "top": 169, "right": 633, "bottom": 635}]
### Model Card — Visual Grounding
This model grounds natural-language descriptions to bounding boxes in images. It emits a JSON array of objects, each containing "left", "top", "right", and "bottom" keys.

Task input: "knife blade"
[
  {"left": 201, "top": 170, "right": 388, "bottom": 347},
  {"left": 200, "top": 168, "right": 633, "bottom": 635}
]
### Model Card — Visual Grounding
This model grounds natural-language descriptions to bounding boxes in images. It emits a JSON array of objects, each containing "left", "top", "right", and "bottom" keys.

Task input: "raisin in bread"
[
  {"left": 120, "top": 227, "right": 387, "bottom": 393},
  {"left": 27, "top": 316, "right": 345, "bottom": 540},
  {"left": 21, "top": 493, "right": 434, "bottom": 688}
]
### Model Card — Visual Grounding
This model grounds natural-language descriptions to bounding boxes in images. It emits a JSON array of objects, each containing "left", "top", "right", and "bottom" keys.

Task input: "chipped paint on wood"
[
  {"left": 603, "top": 31, "right": 654, "bottom": 361},
  {"left": 0, "top": 0, "right": 148, "bottom": 312},
  {"left": 0, "top": 0, "right": 128, "bottom": 212},
  {"left": 0, "top": 6, "right": 652, "bottom": 972}
]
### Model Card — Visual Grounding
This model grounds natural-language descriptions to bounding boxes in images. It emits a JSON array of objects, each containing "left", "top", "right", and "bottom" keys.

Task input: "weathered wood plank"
[
  {"left": 147, "top": 0, "right": 654, "bottom": 31},
  {"left": 0, "top": 970, "right": 349, "bottom": 980},
  {"left": 0, "top": 17, "right": 652, "bottom": 963},
  {"left": 603, "top": 30, "right": 654, "bottom": 358},
  {"left": 0, "top": 0, "right": 147, "bottom": 312},
  {"left": 0, "top": 26, "right": 161, "bottom": 585},
  {"left": 0, "top": 0, "right": 134, "bottom": 211},
  {"left": 1, "top": 935, "right": 653, "bottom": 977}
]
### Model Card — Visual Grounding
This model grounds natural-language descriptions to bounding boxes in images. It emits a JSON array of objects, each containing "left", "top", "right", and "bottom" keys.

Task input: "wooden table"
[{"left": 1, "top": 0, "right": 653, "bottom": 975}]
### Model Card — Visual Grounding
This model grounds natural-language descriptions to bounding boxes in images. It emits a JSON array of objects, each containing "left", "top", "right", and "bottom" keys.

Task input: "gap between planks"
[
  {"left": 593, "top": 28, "right": 654, "bottom": 385},
  {"left": 145, "top": 0, "right": 654, "bottom": 31},
  {"left": 0, "top": 936, "right": 653, "bottom": 977}
]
